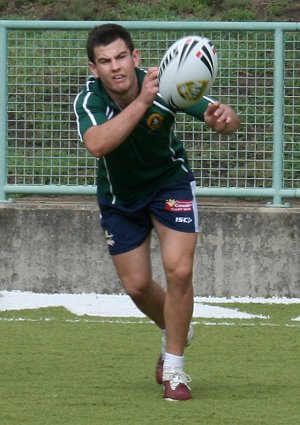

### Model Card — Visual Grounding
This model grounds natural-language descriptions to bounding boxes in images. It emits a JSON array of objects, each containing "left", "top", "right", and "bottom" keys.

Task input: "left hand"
[{"left": 204, "top": 102, "right": 240, "bottom": 134}]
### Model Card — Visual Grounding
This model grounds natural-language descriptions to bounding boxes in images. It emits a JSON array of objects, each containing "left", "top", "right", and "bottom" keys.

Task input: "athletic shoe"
[
  {"left": 163, "top": 369, "right": 192, "bottom": 401},
  {"left": 155, "top": 324, "right": 195, "bottom": 385}
]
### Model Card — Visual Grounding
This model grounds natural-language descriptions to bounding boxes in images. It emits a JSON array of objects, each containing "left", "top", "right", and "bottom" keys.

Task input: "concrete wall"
[{"left": 1, "top": 199, "right": 299, "bottom": 297}]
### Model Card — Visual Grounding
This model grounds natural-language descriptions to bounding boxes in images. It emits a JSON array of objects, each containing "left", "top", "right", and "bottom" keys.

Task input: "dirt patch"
[{"left": 1, "top": 0, "right": 300, "bottom": 21}]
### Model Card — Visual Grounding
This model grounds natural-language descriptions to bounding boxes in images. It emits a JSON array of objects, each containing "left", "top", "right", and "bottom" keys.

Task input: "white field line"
[
  {"left": 0, "top": 290, "right": 299, "bottom": 323},
  {"left": 0, "top": 317, "right": 299, "bottom": 328}
]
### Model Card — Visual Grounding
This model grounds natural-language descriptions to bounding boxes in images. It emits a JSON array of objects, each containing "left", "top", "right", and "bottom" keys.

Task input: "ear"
[
  {"left": 132, "top": 49, "right": 140, "bottom": 67},
  {"left": 88, "top": 61, "right": 99, "bottom": 78}
]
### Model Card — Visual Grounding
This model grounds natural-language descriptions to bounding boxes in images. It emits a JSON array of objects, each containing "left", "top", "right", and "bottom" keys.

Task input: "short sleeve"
[{"left": 74, "top": 90, "right": 108, "bottom": 141}]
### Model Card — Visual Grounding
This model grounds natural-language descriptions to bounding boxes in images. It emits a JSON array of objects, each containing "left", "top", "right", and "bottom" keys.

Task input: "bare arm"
[
  {"left": 204, "top": 102, "right": 240, "bottom": 134},
  {"left": 83, "top": 68, "right": 159, "bottom": 157}
]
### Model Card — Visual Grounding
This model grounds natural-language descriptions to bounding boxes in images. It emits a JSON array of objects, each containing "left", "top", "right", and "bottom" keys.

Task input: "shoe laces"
[{"left": 164, "top": 369, "right": 192, "bottom": 391}]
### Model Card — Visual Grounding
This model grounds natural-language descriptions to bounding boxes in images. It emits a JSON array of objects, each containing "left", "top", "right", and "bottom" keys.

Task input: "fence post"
[
  {"left": 0, "top": 24, "right": 10, "bottom": 203},
  {"left": 267, "top": 27, "right": 290, "bottom": 208}
]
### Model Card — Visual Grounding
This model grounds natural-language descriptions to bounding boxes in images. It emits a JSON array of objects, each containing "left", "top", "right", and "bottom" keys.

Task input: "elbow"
[
  {"left": 83, "top": 135, "right": 106, "bottom": 158},
  {"left": 84, "top": 142, "right": 104, "bottom": 158},
  {"left": 87, "top": 145, "right": 105, "bottom": 158}
]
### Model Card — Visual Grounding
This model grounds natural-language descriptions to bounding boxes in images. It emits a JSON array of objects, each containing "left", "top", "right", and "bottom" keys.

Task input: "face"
[{"left": 89, "top": 38, "right": 140, "bottom": 101}]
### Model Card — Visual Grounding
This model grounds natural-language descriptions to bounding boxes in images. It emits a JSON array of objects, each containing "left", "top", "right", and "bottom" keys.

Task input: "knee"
[
  {"left": 122, "top": 278, "right": 152, "bottom": 301},
  {"left": 165, "top": 261, "right": 193, "bottom": 287}
]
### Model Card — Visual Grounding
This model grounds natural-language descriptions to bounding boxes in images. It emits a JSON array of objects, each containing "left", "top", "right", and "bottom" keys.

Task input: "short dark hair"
[{"left": 87, "top": 24, "right": 135, "bottom": 63}]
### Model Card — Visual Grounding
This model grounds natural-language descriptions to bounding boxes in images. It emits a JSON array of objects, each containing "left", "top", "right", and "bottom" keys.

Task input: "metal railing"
[{"left": 0, "top": 20, "right": 299, "bottom": 206}]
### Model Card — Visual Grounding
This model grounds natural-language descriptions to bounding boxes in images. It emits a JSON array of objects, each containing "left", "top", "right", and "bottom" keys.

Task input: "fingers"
[
  {"left": 216, "top": 106, "right": 233, "bottom": 124},
  {"left": 144, "top": 67, "right": 160, "bottom": 92},
  {"left": 146, "top": 67, "right": 159, "bottom": 87},
  {"left": 139, "top": 67, "right": 159, "bottom": 107},
  {"left": 205, "top": 102, "right": 240, "bottom": 134},
  {"left": 206, "top": 103, "right": 232, "bottom": 124},
  {"left": 147, "top": 66, "right": 159, "bottom": 76},
  {"left": 206, "top": 102, "right": 220, "bottom": 115}
]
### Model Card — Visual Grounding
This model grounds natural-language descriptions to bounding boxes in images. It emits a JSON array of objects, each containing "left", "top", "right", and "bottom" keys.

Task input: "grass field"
[{"left": 0, "top": 298, "right": 299, "bottom": 425}]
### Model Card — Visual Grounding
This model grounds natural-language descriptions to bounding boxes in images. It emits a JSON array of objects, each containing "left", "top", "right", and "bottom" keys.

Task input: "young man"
[{"left": 74, "top": 23, "right": 240, "bottom": 401}]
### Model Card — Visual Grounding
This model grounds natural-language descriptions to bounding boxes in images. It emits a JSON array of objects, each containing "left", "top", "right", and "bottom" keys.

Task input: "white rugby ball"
[{"left": 158, "top": 35, "right": 218, "bottom": 109}]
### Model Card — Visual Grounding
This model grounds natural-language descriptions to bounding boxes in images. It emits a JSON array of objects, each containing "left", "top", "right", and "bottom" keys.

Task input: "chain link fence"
[{"left": 1, "top": 21, "right": 299, "bottom": 205}]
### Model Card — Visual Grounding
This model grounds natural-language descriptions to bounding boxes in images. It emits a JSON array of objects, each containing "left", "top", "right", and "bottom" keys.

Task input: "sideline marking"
[
  {"left": 0, "top": 317, "right": 299, "bottom": 328},
  {"left": 0, "top": 290, "right": 267, "bottom": 319},
  {"left": 1, "top": 291, "right": 299, "bottom": 321}
]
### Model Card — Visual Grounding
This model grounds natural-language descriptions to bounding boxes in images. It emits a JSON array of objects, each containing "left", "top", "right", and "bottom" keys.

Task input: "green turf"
[{"left": 0, "top": 304, "right": 299, "bottom": 425}]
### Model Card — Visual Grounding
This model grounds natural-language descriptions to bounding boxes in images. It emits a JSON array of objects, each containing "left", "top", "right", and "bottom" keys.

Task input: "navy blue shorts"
[{"left": 97, "top": 173, "right": 200, "bottom": 255}]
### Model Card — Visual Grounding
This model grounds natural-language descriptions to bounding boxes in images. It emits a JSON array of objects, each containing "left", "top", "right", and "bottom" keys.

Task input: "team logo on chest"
[{"left": 146, "top": 113, "right": 165, "bottom": 131}]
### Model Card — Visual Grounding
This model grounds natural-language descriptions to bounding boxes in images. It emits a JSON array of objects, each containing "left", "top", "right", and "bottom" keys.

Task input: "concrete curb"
[{"left": 1, "top": 200, "right": 299, "bottom": 297}]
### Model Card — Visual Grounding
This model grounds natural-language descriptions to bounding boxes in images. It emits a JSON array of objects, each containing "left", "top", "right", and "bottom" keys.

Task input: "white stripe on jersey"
[
  {"left": 168, "top": 123, "right": 189, "bottom": 173},
  {"left": 154, "top": 97, "right": 176, "bottom": 117},
  {"left": 74, "top": 91, "right": 97, "bottom": 141},
  {"left": 190, "top": 180, "right": 200, "bottom": 232},
  {"left": 74, "top": 79, "right": 99, "bottom": 142},
  {"left": 203, "top": 95, "right": 216, "bottom": 104},
  {"left": 83, "top": 92, "right": 98, "bottom": 126},
  {"left": 73, "top": 92, "right": 83, "bottom": 141},
  {"left": 103, "top": 157, "right": 116, "bottom": 205},
  {"left": 106, "top": 105, "right": 114, "bottom": 120}
]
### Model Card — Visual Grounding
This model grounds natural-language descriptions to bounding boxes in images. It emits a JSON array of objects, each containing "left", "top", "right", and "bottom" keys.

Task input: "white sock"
[
  {"left": 164, "top": 352, "right": 184, "bottom": 371},
  {"left": 160, "top": 324, "right": 194, "bottom": 360}
]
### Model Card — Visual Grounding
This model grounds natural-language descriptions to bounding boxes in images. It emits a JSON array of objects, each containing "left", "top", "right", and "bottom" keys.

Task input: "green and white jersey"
[{"left": 74, "top": 68, "right": 213, "bottom": 205}]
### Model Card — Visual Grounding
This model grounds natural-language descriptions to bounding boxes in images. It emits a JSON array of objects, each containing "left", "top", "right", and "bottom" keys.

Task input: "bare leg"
[
  {"left": 153, "top": 217, "right": 197, "bottom": 356},
  {"left": 112, "top": 234, "right": 165, "bottom": 329}
]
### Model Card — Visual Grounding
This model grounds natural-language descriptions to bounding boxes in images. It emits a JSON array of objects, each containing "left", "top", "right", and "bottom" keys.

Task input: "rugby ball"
[{"left": 158, "top": 35, "right": 218, "bottom": 109}]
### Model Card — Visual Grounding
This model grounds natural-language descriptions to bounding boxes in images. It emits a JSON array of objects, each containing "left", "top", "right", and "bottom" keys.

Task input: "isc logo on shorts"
[{"left": 175, "top": 217, "right": 192, "bottom": 223}]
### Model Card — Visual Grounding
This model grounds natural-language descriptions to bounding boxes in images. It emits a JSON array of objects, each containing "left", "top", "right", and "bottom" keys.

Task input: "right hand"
[{"left": 139, "top": 67, "right": 160, "bottom": 107}]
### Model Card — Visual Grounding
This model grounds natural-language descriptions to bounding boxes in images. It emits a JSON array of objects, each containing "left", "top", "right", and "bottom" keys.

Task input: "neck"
[
  {"left": 112, "top": 94, "right": 136, "bottom": 109},
  {"left": 108, "top": 73, "right": 140, "bottom": 109},
  {"left": 110, "top": 86, "right": 139, "bottom": 109}
]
